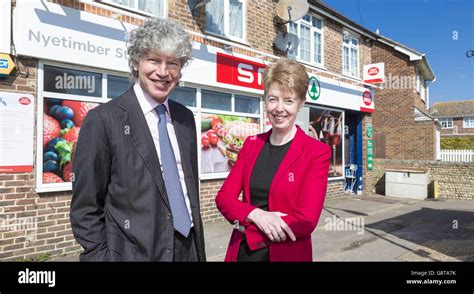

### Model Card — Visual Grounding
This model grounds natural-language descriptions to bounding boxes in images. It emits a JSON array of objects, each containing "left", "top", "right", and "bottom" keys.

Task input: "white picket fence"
[{"left": 440, "top": 149, "right": 474, "bottom": 162}]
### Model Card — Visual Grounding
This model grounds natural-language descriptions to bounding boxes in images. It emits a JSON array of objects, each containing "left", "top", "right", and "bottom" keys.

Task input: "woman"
[{"left": 215, "top": 58, "right": 332, "bottom": 262}]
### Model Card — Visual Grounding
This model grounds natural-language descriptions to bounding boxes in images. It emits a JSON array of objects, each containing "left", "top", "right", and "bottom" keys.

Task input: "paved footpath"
[
  {"left": 51, "top": 194, "right": 474, "bottom": 262},
  {"left": 206, "top": 194, "right": 474, "bottom": 262}
]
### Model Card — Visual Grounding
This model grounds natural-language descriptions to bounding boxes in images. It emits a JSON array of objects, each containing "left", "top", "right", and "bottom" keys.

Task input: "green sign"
[
  {"left": 367, "top": 139, "right": 373, "bottom": 170},
  {"left": 366, "top": 124, "right": 373, "bottom": 139},
  {"left": 307, "top": 76, "right": 321, "bottom": 101}
]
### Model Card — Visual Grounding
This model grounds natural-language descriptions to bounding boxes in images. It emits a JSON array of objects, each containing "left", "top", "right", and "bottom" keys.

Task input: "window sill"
[
  {"left": 200, "top": 172, "right": 229, "bottom": 180},
  {"left": 292, "top": 58, "right": 327, "bottom": 71},
  {"left": 203, "top": 31, "right": 250, "bottom": 48},
  {"left": 342, "top": 73, "right": 362, "bottom": 81},
  {"left": 91, "top": 1, "right": 164, "bottom": 19}
]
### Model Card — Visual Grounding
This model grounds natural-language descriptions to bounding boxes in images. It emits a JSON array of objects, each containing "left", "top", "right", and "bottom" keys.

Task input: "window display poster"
[
  {"left": 0, "top": 92, "right": 35, "bottom": 173},
  {"left": 200, "top": 113, "right": 259, "bottom": 174},
  {"left": 308, "top": 107, "right": 344, "bottom": 178},
  {"left": 41, "top": 98, "right": 99, "bottom": 183}
]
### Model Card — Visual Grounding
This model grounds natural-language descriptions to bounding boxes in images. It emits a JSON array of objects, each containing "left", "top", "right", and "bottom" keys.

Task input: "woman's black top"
[{"left": 237, "top": 137, "right": 293, "bottom": 262}]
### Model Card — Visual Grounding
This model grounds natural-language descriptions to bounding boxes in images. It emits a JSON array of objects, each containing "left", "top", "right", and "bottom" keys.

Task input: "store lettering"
[
  {"left": 28, "top": 30, "right": 128, "bottom": 59},
  {"left": 216, "top": 52, "right": 265, "bottom": 90},
  {"left": 237, "top": 63, "right": 264, "bottom": 86}
]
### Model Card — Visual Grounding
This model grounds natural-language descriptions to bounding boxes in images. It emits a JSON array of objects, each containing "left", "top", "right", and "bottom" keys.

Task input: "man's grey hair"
[{"left": 127, "top": 17, "right": 192, "bottom": 80}]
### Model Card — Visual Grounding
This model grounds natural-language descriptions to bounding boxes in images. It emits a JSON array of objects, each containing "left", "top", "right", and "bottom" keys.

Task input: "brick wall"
[
  {"left": 366, "top": 159, "right": 474, "bottom": 200},
  {"left": 326, "top": 180, "right": 346, "bottom": 200},
  {"left": 371, "top": 42, "right": 436, "bottom": 160},
  {"left": 199, "top": 179, "right": 226, "bottom": 223}
]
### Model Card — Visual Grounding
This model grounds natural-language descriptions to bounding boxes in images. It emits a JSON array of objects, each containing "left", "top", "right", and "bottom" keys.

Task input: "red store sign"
[{"left": 216, "top": 52, "right": 266, "bottom": 90}]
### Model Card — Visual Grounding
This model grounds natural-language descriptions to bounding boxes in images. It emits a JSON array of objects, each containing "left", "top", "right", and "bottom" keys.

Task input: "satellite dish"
[
  {"left": 274, "top": 32, "right": 300, "bottom": 53},
  {"left": 275, "top": 0, "right": 309, "bottom": 22}
]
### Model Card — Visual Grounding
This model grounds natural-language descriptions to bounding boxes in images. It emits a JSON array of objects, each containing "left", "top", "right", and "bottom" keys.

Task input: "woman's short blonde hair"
[{"left": 262, "top": 58, "right": 309, "bottom": 101}]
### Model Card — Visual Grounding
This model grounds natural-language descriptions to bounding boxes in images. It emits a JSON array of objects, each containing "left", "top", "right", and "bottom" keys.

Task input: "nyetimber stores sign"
[
  {"left": 28, "top": 30, "right": 129, "bottom": 60},
  {"left": 14, "top": 1, "right": 135, "bottom": 72}
]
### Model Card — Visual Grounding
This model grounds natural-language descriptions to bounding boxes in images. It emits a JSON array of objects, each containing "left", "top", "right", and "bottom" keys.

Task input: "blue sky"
[{"left": 323, "top": 0, "right": 473, "bottom": 107}]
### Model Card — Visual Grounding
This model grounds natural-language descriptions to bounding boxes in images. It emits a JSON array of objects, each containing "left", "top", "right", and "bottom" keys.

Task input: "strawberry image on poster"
[
  {"left": 62, "top": 142, "right": 76, "bottom": 182},
  {"left": 62, "top": 127, "right": 80, "bottom": 143},
  {"left": 42, "top": 172, "right": 64, "bottom": 183},
  {"left": 62, "top": 161, "right": 73, "bottom": 182},
  {"left": 43, "top": 114, "right": 61, "bottom": 148},
  {"left": 62, "top": 101, "right": 99, "bottom": 127},
  {"left": 42, "top": 99, "right": 98, "bottom": 184}
]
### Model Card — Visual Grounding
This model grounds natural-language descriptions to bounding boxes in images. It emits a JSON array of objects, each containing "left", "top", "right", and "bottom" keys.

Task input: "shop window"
[
  {"left": 464, "top": 116, "right": 474, "bottom": 128},
  {"left": 201, "top": 89, "right": 232, "bottom": 111},
  {"left": 198, "top": 89, "right": 261, "bottom": 179},
  {"left": 200, "top": 112, "right": 259, "bottom": 177},
  {"left": 37, "top": 62, "right": 128, "bottom": 192},
  {"left": 288, "top": 14, "right": 323, "bottom": 66},
  {"left": 169, "top": 87, "right": 197, "bottom": 108},
  {"left": 99, "top": 0, "right": 165, "bottom": 17},
  {"left": 108, "top": 75, "right": 132, "bottom": 99},
  {"left": 343, "top": 31, "right": 359, "bottom": 78},
  {"left": 43, "top": 65, "right": 102, "bottom": 98},
  {"left": 307, "top": 106, "right": 345, "bottom": 180},
  {"left": 235, "top": 94, "right": 259, "bottom": 114},
  {"left": 440, "top": 118, "right": 453, "bottom": 128},
  {"left": 206, "top": 0, "right": 245, "bottom": 42}
]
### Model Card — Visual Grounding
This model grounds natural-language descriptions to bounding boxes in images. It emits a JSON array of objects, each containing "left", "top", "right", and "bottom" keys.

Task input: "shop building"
[
  {"left": 370, "top": 36, "right": 438, "bottom": 161},
  {"left": 0, "top": 0, "right": 437, "bottom": 260},
  {"left": 364, "top": 34, "right": 440, "bottom": 195}
]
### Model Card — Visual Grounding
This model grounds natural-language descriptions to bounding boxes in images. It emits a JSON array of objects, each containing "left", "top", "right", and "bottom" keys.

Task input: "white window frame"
[
  {"left": 205, "top": 0, "right": 247, "bottom": 43},
  {"left": 420, "top": 78, "right": 426, "bottom": 101},
  {"left": 440, "top": 117, "right": 453, "bottom": 129},
  {"left": 415, "top": 67, "right": 421, "bottom": 93},
  {"left": 36, "top": 61, "right": 129, "bottom": 193},
  {"left": 342, "top": 31, "right": 360, "bottom": 79},
  {"left": 287, "top": 14, "right": 324, "bottom": 67},
  {"left": 464, "top": 116, "right": 474, "bottom": 128},
  {"left": 98, "top": 0, "right": 167, "bottom": 18}
]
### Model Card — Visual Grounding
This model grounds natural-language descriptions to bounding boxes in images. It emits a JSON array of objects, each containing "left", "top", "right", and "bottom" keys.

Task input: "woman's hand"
[{"left": 246, "top": 209, "right": 296, "bottom": 242}]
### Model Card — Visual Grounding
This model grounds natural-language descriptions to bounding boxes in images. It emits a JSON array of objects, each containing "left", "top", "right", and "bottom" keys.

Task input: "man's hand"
[{"left": 246, "top": 209, "right": 296, "bottom": 242}]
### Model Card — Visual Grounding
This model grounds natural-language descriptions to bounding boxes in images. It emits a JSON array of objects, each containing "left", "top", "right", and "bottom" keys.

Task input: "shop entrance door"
[{"left": 344, "top": 112, "right": 363, "bottom": 194}]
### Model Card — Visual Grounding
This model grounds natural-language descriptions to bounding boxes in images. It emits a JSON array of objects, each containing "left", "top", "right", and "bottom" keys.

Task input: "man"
[{"left": 70, "top": 18, "right": 206, "bottom": 261}]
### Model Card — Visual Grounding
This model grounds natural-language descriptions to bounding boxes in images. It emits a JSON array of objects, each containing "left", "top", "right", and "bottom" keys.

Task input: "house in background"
[{"left": 430, "top": 100, "right": 474, "bottom": 138}]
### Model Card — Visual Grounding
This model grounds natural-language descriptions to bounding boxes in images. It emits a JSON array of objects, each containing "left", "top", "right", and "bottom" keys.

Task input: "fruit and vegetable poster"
[
  {"left": 308, "top": 107, "right": 344, "bottom": 178},
  {"left": 41, "top": 98, "right": 99, "bottom": 184},
  {"left": 200, "top": 113, "right": 259, "bottom": 175},
  {"left": 0, "top": 92, "right": 35, "bottom": 173}
]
